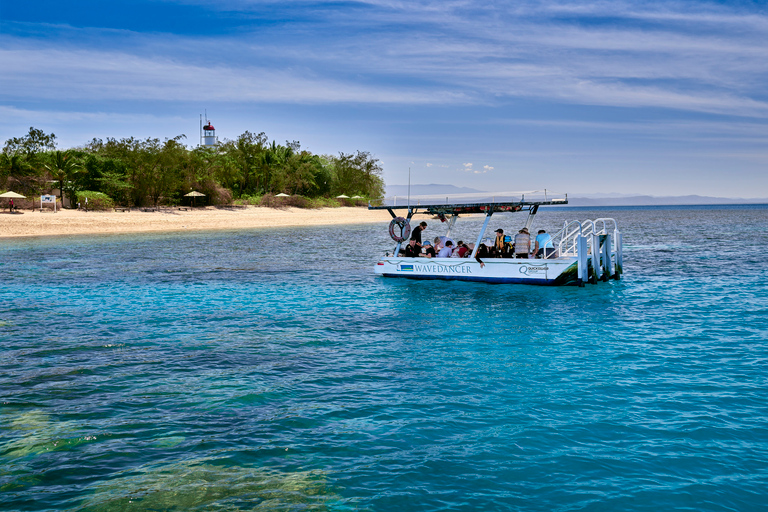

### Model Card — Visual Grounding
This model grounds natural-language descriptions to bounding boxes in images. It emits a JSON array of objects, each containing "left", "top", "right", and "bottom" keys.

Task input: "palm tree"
[{"left": 44, "top": 151, "right": 83, "bottom": 207}]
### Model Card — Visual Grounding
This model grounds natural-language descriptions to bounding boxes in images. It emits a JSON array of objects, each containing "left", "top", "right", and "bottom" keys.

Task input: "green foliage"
[
  {"left": 44, "top": 151, "right": 84, "bottom": 207},
  {"left": 76, "top": 191, "right": 115, "bottom": 210},
  {"left": 3, "top": 127, "right": 386, "bottom": 209},
  {"left": 232, "top": 193, "right": 263, "bottom": 205}
]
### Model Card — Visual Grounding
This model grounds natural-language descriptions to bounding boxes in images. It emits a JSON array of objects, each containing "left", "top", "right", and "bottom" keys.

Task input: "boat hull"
[{"left": 374, "top": 257, "right": 581, "bottom": 286}]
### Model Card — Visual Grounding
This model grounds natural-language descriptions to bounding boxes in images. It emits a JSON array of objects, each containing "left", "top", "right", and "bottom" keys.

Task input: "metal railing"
[{"left": 548, "top": 218, "right": 619, "bottom": 259}]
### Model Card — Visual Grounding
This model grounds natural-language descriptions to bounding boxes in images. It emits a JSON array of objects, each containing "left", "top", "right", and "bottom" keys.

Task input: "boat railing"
[
  {"left": 551, "top": 220, "right": 592, "bottom": 257},
  {"left": 549, "top": 218, "right": 619, "bottom": 258}
]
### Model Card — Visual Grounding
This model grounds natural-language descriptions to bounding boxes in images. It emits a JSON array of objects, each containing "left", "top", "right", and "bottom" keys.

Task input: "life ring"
[{"left": 388, "top": 217, "right": 411, "bottom": 242}]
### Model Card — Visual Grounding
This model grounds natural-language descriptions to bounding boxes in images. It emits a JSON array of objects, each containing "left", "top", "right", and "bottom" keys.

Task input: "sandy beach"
[{"left": 0, "top": 206, "right": 393, "bottom": 238}]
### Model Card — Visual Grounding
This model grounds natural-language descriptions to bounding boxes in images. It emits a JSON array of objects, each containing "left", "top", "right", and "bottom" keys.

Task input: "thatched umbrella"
[{"left": 184, "top": 190, "right": 205, "bottom": 207}]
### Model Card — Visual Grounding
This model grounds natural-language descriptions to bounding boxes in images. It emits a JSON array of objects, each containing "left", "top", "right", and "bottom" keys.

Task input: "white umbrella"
[
  {"left": 275, "top": 193, "right": 290, "bottom": 197},
  {"left": 351, "top": 195, "right": 363, "bottom": 199},
  {"left": 0, "top": 191, "right": 26, "bottom": 198},
  {"left": 336, "top": 194, "right": 349, "bottom": 199}
]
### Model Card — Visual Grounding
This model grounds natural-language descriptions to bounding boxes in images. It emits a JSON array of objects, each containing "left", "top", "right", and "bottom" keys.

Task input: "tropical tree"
[
  {"left": 44, "top": 150, "right": 84, "bottom": 207},
  {"left": 331, "top": 151, "right": 385, "bottom": 199}
]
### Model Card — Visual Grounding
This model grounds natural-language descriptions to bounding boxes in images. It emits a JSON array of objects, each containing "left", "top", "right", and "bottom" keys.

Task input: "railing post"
[
  {"left": 602, "top": 234, "right": 612, "bottom": 281},
  {"left": 591, "top": 233, "right": 601, "bottom": 283},
  {"left": 614, "top": 230, "right": 623, "bottom": 279},
  {"left": 577, "top": 235, "right": 588, "bottom": 287}
]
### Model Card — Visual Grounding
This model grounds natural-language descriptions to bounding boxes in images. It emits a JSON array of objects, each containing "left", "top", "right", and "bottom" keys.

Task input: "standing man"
[
  {"left": 410, "top": 221, "right": 427, "bottom": 250},
  {"left": 514, "top": 228, "right": 531, "bottom": 258},
  {"left": 494, "top": 228, "right": 506, "bottom": 257}
]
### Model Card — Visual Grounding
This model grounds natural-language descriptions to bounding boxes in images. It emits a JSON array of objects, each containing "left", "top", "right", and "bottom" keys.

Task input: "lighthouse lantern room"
[{"left": 200, "top": 114, "right": 218, "bottom": 147}]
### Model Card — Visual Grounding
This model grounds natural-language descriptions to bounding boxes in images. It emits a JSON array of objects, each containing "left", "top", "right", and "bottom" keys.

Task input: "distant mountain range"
[{"left": 384, "top": 184, "right": 768, "bottom": 206}]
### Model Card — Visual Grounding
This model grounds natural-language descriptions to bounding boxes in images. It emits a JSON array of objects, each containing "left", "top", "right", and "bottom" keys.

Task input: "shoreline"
[{"left": 0, "top": 206, "right": 393, "bottom": 239}]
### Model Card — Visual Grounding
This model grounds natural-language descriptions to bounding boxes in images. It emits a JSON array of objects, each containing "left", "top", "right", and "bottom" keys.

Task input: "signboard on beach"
[{"left": 40, "top": 194, "right": 57, "bottom": 212}]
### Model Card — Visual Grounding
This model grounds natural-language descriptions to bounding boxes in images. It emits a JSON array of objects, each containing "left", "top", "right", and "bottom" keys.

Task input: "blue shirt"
[{"left": 536, "top": 233, "right": 554, "bottom": 249}]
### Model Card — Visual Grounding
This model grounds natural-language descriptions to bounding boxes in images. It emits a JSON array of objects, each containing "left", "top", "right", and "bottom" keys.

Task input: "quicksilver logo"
[{"left": 519, "top": 265, "right": 548, "bottom": 275}]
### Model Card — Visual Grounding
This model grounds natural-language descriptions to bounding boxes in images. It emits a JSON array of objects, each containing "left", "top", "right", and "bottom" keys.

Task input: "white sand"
[{"left": 0, "top": 206, "right": 393, "bottom": 238}]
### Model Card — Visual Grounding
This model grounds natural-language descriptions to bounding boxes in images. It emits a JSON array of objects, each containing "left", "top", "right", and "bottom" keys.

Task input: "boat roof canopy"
[{"left": 369, "top": 199, "right": 568, "bottom": 216}]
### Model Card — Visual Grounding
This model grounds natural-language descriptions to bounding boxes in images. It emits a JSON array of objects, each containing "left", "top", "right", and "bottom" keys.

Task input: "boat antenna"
[{"left": 407, "top": 167, "right": 411, "bottom": 208}]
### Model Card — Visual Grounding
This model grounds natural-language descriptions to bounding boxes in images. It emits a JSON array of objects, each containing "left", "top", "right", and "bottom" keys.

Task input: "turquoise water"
[{"left": 1, "top": 205, "right": 767, "bottom": 511}]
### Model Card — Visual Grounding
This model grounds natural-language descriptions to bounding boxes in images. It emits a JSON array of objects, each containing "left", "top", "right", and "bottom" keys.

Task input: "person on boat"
[
  {"left": 453, "top": 241, "right": 470, "bottom": 258},
  {"left": 493, "top": 229, "right": 505, "bottom": 257},
  {"left": 422, "top": 241, "right": 436, "bottom": 258},
  {"left": 410, "top": 221, "right": 427, "bottom": 250},
  {"left": 404, "top": 238, "right": 421, "bottom": 257},
  {"left": 475, "top": 243, "right": 489, "bottom": 268},
  {"left": 437, "top": 240, "right": 453, "bottom": 258},
  {"left": 433, "top": 236, "right": 455, "bottom": 252},
  {"left": 534, "top": 229, "right": 555, "bottom": 258},
  {"left": 514, "top": 228, "right": 531, "bottom": 258}
]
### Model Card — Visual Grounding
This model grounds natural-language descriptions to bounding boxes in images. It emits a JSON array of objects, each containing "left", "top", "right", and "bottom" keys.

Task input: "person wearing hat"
[
  {"left": 514, "top": 228, "right": 531, "bottom": 258},
  {"left": 422, "top": 241, "right": 436, "bottom": 258},
  {"left": 494, "top": 228, "right": 506, "bottom": 257},
  {"left": 410, "top": 221, "right": 427, "bottom": 250}
]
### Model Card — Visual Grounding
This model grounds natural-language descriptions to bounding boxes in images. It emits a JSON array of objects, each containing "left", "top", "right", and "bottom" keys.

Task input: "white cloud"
[
  {"left": 0, "top": 46, "right": 470, "bottom": 105},
  {"left": 483, "top": 165, "right": 494, "bottom": 171},
  {"left": 5, "top": 0, "right": 768, "bottom": 117}
]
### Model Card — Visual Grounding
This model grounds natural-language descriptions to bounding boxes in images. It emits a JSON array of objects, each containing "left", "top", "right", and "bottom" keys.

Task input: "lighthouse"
[{"left": 200, "top": 114, "right": 218, "bottom": 147}]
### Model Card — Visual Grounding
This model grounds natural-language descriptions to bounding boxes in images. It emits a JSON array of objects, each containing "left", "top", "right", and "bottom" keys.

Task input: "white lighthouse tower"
[{"left": 200, "top": 114, "right": 218, "bottom": 147}]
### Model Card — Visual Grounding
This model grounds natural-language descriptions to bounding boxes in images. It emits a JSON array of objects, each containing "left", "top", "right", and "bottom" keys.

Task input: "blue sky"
[{"left": 2, "top": 0, "right": 767, "bottom": 197}]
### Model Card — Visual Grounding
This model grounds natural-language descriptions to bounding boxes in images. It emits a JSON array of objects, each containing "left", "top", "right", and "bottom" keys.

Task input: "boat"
[{"left": 369, "top": 197, "right": 623, "bottom": 286}]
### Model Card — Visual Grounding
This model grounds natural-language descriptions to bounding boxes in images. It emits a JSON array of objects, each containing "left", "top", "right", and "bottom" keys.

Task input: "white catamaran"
[{"left": 369, "top": 197, "right": 623, "bottom": 286}]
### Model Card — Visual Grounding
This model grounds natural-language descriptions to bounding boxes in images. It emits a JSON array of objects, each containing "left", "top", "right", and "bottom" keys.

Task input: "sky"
[{"left": 2, "top": 0, "right": 768, "bottom": 198}]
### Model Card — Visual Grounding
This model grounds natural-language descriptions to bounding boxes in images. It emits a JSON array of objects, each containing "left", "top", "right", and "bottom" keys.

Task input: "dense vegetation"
[{"left": 0, "top": 127, "right": 385, "bottom": 208}]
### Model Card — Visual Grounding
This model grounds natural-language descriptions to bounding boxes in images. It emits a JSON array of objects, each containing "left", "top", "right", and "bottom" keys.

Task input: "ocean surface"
[{"left": 1, "top": 205, "right": 767, "bottom": 511}]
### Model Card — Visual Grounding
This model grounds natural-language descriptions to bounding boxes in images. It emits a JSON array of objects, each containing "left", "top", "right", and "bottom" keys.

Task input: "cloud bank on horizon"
[{"left": 2, "top": 0, "right": 767, "bottom": 197}]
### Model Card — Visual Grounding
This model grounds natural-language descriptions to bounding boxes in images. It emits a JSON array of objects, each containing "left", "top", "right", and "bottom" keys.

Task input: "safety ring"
[{"left": 388, "top": 217, "right": 411, "bottom": 242}]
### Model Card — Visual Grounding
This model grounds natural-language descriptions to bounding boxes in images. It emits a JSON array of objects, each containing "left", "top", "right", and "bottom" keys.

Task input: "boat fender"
[{"left": 388, "top": 217, "right": 411, "bottom": 242}]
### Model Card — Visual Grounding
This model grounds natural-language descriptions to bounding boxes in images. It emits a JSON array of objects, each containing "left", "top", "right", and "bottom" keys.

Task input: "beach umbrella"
[
  {"left": 351, "top": 195, "right": 363, "bottom": 199},
  {"left": 336, "top": 194, "right": 349, "bottom": 199},
  {"left": 1, "top": 191, "right": 25, "bottom": 211},
  {"left": 275, "top": 193, "right": 290, "bottom": 197},
  {"left": 184, "top": 190, "right": 205, "bottom": 206}
]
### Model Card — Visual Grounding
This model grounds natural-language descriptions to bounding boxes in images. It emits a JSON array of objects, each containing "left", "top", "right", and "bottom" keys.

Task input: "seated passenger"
[
  {"left": 434, "top": 235, "right": 455, "bottom": 252},
  {"left": 514, "top": 228, "right": 531, "bottom": 258},
  {"left": 437, "top": 240, "right": 453, "bottom": 258},
  {"left": 422, "top": 241, "right": 436, "bottom": 258},
  {"left": 535, "top": 229, "right": 556, "bottom": 258},
  {"left": 501, "top": 235, "right": 514, "bottom": 258},
  {"left": 453, "top": 241, "right": 470, "bottom": 258},
  {"left": 404, "top": 238, "right": 421, "bottom": 257}
]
